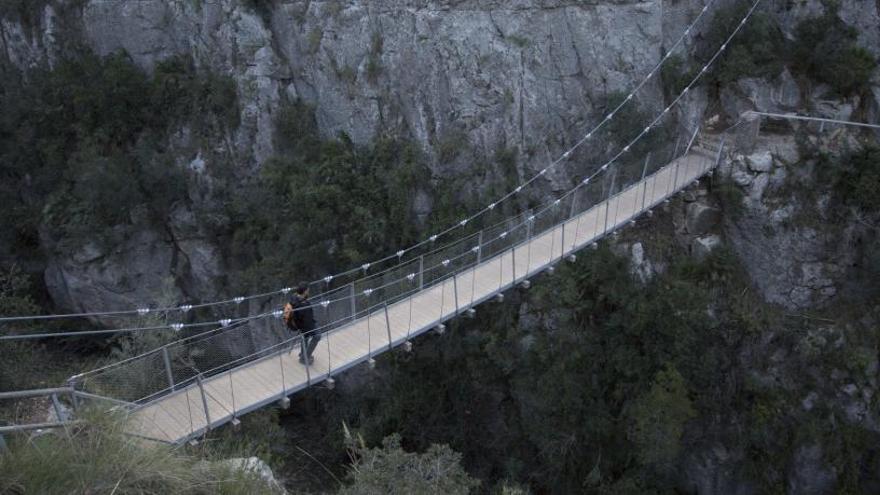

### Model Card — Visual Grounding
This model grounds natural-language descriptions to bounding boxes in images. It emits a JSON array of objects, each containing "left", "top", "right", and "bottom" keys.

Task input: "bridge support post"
[
  {"left": 452, "top": 275, "right": 460, "bottom": 316},
  {"left": 348, "top": 283, "right": 356, "bottom": 321},
  {"left": 162, "top": 346, "right": 175, "bottom": 392},
  {"left": 50, "top": 393, "right": 66, "bottom": 422},
  {"left": 302, "top": 334, "right": 311, "bottom": 386},
  {"left": 685, "top": 125, "right": 700, "bottom": 155},
  {"left": 278, "top": 350, "right": 286, "bottom": 396},
  {"left": 476, "top": 230, "right": 483, "bottom": 264},
  {"left": 196, "top": 375, "right": 211, "bottom": 431},
  {"left": 418, "top": 255, "right": 425, "bottom": 290},
  {"left": 511, "top": 245, "right": 517, "bottom": 284},
  {"left": 640, "top": 153, "right": 651, "bottom": 210},
  {"left": 525, "top": 209, "right": 533, "bottom": 240},
  {"left": 604, "top": 172, "right": 614, "bottom": 235},
  {"left": 560, "top": 224, "right": 565, "bottom": 262},
  {"left": 66, "top": 378, "right": 79, "bottom": 411},
  {"left": 672, "top": 156, "right": 681, "bottom": 194},
  {"left": 383, "top": 304, "right": 393, "bottom": 351}
]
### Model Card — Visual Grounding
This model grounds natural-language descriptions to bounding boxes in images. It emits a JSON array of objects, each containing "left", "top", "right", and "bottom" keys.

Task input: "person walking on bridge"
[{"left": 284, "top": 282, "right": 318, "bottom": 365}]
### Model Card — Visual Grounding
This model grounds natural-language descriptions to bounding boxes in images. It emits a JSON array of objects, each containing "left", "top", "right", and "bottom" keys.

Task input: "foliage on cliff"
[{"left": 0, "top": 51, "right": 237, "bottom": 255}]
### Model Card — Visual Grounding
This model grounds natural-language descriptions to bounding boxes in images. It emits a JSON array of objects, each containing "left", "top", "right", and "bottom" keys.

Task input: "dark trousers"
[{"left": 300, "top": 329, "right": 321, "bottom": 359}]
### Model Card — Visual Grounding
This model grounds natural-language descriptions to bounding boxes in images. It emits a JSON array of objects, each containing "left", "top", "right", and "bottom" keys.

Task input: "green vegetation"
[
  {"left": 688, "top": 2, "right": 875, "bottom": 98},
  {"left": 815, "top": 144, "right": 880, "bottom": 215},
  {"left": 307, "top": 28, "right": 323, "bottom": 54},
  {"left": 0, "top": 0, "right": 55, "bottom": 23},
  {"left": 0, "top": 410, "right": 282, "bottom": 495},
  {"left": 0, "top": 266, "right": 77, "bottom": 396},
  {"left": 341, "top": 431, "right": 480, "bottom": 494},
  {"left": 366, "top": 33, "right": 384, "bottom": 82},
  {"left": 0, "top": 51, "right": 238, "bottom": 252},
  {"left": 701, "top": 4, "right": 785, "bottom": 85},
  {"left": 627, "top": 365, "right": 696, "bottom": 472},
  {"left": 274, "top": 245, "right": 790, "bottom": 492},
  {"left": 793, "top": 7, "right": 877, "bottom": 96},
  {"left": 227, "top": 100, "right": 434, "bottom": 290},
  {"left": 714, "top": 177, "right": 746, "bottom": 220},
  {"left": 660, "top": 54, "right": 697, "bottom": 100},
  {"left": 833, "top": 145, "right": 880, "bottom": 213},
  {"left": 506, "top": 35, "right": 530, "bottom": 49}
]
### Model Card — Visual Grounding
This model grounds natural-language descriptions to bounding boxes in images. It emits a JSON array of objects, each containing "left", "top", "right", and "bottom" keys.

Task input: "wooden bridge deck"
[{"left": 126, "top": 148, "right": 716, "bottom": 444}]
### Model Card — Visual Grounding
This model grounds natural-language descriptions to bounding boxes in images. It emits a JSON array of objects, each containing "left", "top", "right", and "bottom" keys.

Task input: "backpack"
[{"left": 282, "top": 302, "right": 296, "bottom": 328}]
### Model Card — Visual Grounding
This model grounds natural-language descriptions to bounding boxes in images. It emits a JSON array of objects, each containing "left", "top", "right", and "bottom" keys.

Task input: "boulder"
[
  {"left": 814, "top": 99, "right": 855, "bottom": 123},
  {"left": 686, "top": 203, "right": 721, "bottom": 235},
  {"left": 629, "top": 242, "right": 655, "bottom": 283},
  {"left": 746, "top": 150, "right": 774, "bottom": 173},
  {"left": 774, "top": 69, "right": 801, "bottom": 109}
]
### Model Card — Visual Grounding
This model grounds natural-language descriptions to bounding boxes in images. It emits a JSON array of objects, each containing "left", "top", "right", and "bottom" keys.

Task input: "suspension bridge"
[
  {"left": 124, "top": 133, "right": 722, "bottom": 444},
  {"left": 3, "top": 0, "right": 877, "bottom": 447}
]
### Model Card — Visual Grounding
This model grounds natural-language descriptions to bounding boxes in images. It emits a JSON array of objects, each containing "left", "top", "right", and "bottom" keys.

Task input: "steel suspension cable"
[{"left": 0, "top": 0, "right": 762, "bottom": 340}]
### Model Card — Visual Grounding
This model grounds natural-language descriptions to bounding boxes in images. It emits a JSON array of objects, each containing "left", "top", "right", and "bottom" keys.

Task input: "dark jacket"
[{"left": 290, "top": 295, "right": 316, "bottom": 332}]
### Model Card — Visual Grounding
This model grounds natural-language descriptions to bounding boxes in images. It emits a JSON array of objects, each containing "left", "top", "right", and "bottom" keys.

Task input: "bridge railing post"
[
  {"left": 640, "top": 152, "right": 651, "bottom": 211},
  {"left": 560, "top": 221, "right": 566, "bottom": 262},
  {"left": 50, "top": 393, "right": 65, "bottom": 422},
  {"left": 511, "top": 242, "right": 517, "bottom": 284},
  {"left": 278, "top": 347, "right": 286, "bottom": 397},
  {"left": 196, "top": 375, "right": 211, "bottom": 432},
  {"left": 383, "top": 303, "right": 393, "bottom": 351},
  {"left": 604, "top": 169, "right": 615, "bottom": 235},
  {"left": 302, "top": 333, "right": 311, "bottom": 386},
  {"left": 325, "top": 329, "right": 334, "bottom": 379},
  {"left": 452, "top": 274, "right": 460, "bottom": 316},
  {"left": 348, "top": 283, "right": 356, "bottom": 322},
  {"left": 162, "top": 346, "right": 175, "bottom": 392},
  {"left": 228, "top": 371, "right": 237, "bottom": 418},
  {"left": 672, "top": 153, "right": 681, "bottom": 195},
  {"left": 685, "top": 125, "right": 700, "bottom": 155},
  {"left": 525, "top": 210, "right": 534, "bottom": 277}
]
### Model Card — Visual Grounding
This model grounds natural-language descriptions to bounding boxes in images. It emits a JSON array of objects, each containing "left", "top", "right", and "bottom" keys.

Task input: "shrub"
[
  {"left": 702, "top": 5, "right": 784, "bottom": 84},
  {"left": 366, "top": 33, "right": 384, "bottom": 82},
  {"left": 627, "top": 365, "right": 697, "bottom": 472},
  {"left": 660, "top": 54, "right": 697, "bottom": 100},
  {"left": 793, "top": 9, "right": 877, "bottom": 96},
  {"left": 0, "top": 410, "right": 282, "bottom": 494},
  {"left": 340, "top": 430, "right": 480, "bottom": 494},
  {"left": 0, "top": 51, "right": 238, "bottom": 249},
  {"left": 228, "top": 101, "right": 430, "bottom": 289},
  {"left": 714, "top": 178, "right": 745, "bottom": 220}
]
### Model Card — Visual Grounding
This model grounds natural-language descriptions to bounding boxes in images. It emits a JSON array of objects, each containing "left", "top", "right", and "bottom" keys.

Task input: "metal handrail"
[{"left": 744, "top": 111, "right": 880, "bottom": 130}]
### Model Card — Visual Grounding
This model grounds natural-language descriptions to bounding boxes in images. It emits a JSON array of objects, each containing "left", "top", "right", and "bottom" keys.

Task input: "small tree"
[
  {"left": 627, "top": 365, "right": 696, "bottom": 472},
  {"left": 340, "top": 428, "right": 479, "bottom": 495}
]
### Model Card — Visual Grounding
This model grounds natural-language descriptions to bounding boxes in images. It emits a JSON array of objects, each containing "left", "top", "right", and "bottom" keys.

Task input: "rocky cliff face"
[
  {"left": 0, "top": 0, "right": 690, "bottom": 314},
  {"left": 1, "top": 0, "right": 878, "bottom": 321}
]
